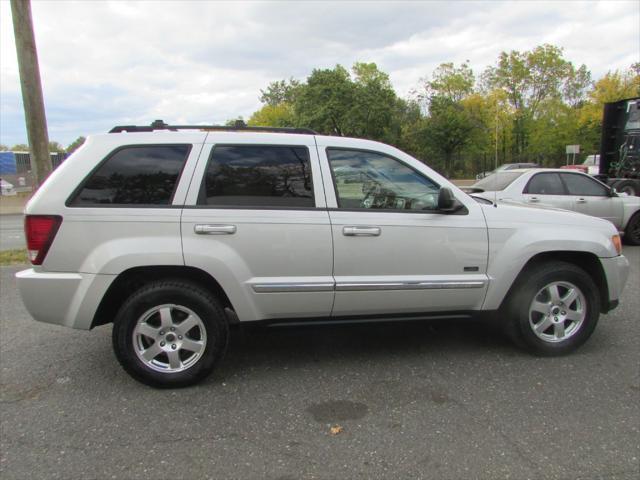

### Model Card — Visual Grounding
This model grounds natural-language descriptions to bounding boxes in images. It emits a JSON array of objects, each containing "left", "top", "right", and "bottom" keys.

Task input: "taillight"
[{"left": 24, "top": 215, "right": 62, "bottom": 265}]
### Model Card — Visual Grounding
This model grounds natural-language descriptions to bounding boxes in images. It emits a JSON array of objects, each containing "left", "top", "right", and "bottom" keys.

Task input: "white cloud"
[{"left": 0, "top": 0, "right": 638, "bottom": 146}]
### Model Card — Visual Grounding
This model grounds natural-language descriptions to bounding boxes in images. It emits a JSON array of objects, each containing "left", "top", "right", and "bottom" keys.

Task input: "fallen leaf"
[{"left": 330, "top": 425, "right": 343, "bottom": 435}]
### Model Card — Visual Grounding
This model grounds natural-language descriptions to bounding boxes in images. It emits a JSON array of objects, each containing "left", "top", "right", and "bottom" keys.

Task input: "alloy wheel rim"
[
  {"left": 133, "top": 304, "right": 207, "bottom": 373},
  {"left": 528, "top": 281, "right": 586, "bottom": 343}
]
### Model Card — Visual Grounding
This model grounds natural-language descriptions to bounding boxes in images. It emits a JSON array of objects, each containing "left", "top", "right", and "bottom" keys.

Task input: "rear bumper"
[
  {"left": 15, "top": 269, "right": 115, "bottom": 330},
  {"left": 600, "top": 255, "right": 630, "bottom": 311}
]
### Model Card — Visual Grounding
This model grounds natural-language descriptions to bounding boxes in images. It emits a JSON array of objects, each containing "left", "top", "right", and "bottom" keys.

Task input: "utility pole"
[{"left": 10, "top": 0, "right": 51, "bottom": 185}]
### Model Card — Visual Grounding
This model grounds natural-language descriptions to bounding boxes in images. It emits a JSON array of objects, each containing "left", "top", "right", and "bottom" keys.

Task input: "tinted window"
[
  {"left": 525, "top": 173, "right": 565, "bottom": 195},
  {"left": 200, "top": 145, "right": 314, "bottom": 207},
  {"left": 327, "top": 149, "right": 440, "bottom": 211},
  {"left": 472, "top": 171, "right": 523, "bottom": 191},
  {"left": 71, "top": 145, "right": 190, "bottom": 206},
  {"left": 561, "top": 173, "right": 608, "bottom": 196}
]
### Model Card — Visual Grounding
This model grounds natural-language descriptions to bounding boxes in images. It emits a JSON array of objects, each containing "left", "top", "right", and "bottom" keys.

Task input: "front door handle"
[
  {"left": 194, "top": 224, "right": 237, "bottom": 235},
  {"left": 529, "top": 196, "right": 540, "bottom": 203},
  {"left": 343, "top": 226, "right": 381, "bottom": 237},
  {"left": 576, "top": 198, "right": 587, "bottom": 204}
]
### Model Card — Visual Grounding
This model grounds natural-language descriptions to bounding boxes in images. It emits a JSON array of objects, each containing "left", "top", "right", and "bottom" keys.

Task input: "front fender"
[{"left": 482, "top": 223, "right": 616, "bottom": 311}]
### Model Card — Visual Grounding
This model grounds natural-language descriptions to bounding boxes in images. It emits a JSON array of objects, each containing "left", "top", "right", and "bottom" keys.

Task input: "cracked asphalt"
[{"left": 1, "top": 248, "right": 639, "bottom": 479}]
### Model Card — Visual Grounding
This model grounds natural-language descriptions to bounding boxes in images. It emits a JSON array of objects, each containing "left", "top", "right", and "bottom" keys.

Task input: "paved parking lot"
[
  {"left": 1, "top": 248, "right": 639, "bottom": 479},
  {"left": 0, "top": 215, "right": 24, "bottom": 251}
]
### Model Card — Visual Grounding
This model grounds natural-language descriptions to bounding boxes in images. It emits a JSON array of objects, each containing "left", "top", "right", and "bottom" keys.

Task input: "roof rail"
[{"left": 109, "top": 119, "right": 317, "bottom": 135}]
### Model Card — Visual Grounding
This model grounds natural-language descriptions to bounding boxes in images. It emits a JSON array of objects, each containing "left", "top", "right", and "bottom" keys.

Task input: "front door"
[{"left": 319, "top": 145, "right": 489, "bottom": 317}]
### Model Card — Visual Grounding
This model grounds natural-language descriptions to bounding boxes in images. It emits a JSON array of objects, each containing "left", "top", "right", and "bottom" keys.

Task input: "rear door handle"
[
  {"left": 194, "top": 224, "right": 237, "bottom": 235},
  {"left": 343, "top": 226, "right": 381, "bottom": 236},
  {"left": 576, "top": 198, "right": 587, "bottom": 204}
]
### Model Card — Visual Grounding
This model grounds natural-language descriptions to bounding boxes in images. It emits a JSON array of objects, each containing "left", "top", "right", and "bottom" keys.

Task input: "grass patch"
[{"left": 0, "top": 248, "right": 28, "bottom": 266}]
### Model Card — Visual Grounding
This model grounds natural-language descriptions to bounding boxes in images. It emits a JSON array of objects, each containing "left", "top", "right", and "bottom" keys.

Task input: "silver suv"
[{"left": 16, "top": 122, "right": 630, "bottom": 387}]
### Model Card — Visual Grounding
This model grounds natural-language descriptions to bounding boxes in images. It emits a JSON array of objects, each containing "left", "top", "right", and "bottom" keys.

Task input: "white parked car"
[
  {"left": 0, "top": 178, "right": 17, "bottom": 196},
  {"left": 471, "top": 169, "right": 640, "bottom": 245},
  {"left": 15, "top": 123, "right": 630, "bottom": 387}
]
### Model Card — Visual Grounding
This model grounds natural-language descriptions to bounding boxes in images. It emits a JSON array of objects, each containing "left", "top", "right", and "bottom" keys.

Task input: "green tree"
[
  {"left": 0, "top": 144, "right": 8, "bottom": 151},
  {"left": 577, "top": 66, "right": 640, "bottom": 154},
  {"left": 483, "top": 44, "right": 590, "bottom": 155},
  {"left": 48, "top": 141, "right": 65, "bottom": 153},
  {"left": 248, "top": 103, "right": 296, "bottom": 127},
  {"left": 66, "top": 136, "right": 86, "bottom": 154},
  {"left": 423, "top": 96, "right": 475, "bottom": 177},
  {"left": 419, "top": 61, "right": 475, "bottom": 103},
  {"left": 259, "top": 78, "right": 301, "bottom": 106},
  {"left": 295, "top": 65, "right": 356, "bottom": 136},
  {"left": 11, "top": 144, "right": 29, "bottom": 151}
]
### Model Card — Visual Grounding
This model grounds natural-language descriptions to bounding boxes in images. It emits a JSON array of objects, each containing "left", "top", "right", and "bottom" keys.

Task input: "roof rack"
[{"left": 109, "top": 119, "right": 317, "bottom": 135}]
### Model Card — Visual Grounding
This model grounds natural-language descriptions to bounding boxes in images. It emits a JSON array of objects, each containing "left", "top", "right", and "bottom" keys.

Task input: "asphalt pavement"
[
  {"left": 0, "top": 214, "right": 24, "bottom": 251},
  {"left": 1, "top": 248, "right": 639, "bottom": 479}
]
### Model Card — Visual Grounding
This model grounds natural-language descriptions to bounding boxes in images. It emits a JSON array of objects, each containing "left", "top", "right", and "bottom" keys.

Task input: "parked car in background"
[
  {"left": 561, "top": 155, "right": 600, "bottom": 175},
  {"left": 476, "top": 162, "right": 541, "bottom": 179},
  {"left": 0, "top": 178, "right": 16, "bottom": 196},
  {"left": 470, "top": 168, "right": 640, "bottom": 245}
]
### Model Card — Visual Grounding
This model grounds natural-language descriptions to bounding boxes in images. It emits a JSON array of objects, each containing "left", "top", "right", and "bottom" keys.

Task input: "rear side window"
[
  {"left": 70, "top": 145, "right": 190, "bottom": 206},
  {"left": 525, "top": 173, "right": 565, "bottom": 195},
  {"left": 199, "top": 145, "right": 314, "bottom": 207}
]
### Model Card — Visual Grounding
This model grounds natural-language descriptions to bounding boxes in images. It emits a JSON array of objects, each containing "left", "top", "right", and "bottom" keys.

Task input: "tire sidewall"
[
  {"left": 113, "top": 283, "right": 227, "bottom": 388},
  {"left": 512, "top": 263, "right": 600, "bottom": 355},
  {"left": 624, "top": 213, "right": 640, "bottom": 246}
]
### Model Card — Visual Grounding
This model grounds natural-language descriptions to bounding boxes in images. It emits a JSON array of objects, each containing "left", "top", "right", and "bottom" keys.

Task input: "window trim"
[
  {"left": 325, "top": 147, "right": 447, "bottom": 213},
  {"left": 523, "top": 172, "right": 566, "bottom": 196},
  {"left": 66, "top": 144, "right": 193, "bottom": 208},
  {"left": 197, "top": 143, "right": 317, "bottom": 209},
  {"left": 558, "top": 172, "right": 610, "bottom": 197}
]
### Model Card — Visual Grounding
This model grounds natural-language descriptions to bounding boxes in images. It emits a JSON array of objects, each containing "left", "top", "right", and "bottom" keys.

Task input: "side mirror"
[{"left": 437, "top": 187, "right": 461, "bottom": 212}]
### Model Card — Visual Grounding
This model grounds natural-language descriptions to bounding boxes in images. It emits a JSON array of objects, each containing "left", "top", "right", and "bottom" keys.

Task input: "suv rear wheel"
[
  {"left": 112, "top": 281, "right": 229, "bottom": 388},
  {"left": 506, "top": 261, "right": 600, "bottom": 355}
]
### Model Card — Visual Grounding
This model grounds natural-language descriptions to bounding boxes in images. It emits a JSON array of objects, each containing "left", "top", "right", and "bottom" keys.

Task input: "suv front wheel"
[
  {"left": 112, "top": 281, "right": 229, "bottom": 388},
  {"left": 506, "top": 261, "right": 600, "bottom": 356}
]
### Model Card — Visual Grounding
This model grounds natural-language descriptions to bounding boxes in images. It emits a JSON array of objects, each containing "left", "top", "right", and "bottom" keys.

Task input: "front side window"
[
  {"left": 70, "top": 145, "right": 190, "bottom": 206},
  {"left": 327, "top": 149, "right": 439, "bottom": 211},
  {"left": 200, "top": 145, "right": 314, "bottom": 207},
  {"left": 525, "top": 173, "right": 565, "bottom": 195},
  {"left": 561, "top": 173, "right": 609, "bottom": 196}
]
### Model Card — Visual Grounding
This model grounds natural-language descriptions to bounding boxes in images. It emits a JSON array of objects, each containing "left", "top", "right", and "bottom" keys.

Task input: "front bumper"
[
  {"left": 600, "top": 255, "right": 630, "bottom": 312},
  {"left": 15, "top": 269, "right": 115, "bottom": 330}
]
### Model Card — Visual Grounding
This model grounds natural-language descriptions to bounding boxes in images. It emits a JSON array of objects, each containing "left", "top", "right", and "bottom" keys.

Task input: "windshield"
[{"left": 472, "top": 171, "right": 524, "bottom": 191}]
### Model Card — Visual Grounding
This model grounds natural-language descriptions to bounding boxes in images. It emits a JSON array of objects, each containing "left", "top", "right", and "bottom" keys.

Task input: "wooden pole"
[{"left": 10, "top": 0, "right": 51, "bottom": 185}]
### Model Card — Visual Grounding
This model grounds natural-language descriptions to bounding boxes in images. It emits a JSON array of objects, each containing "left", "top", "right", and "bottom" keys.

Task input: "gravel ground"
[{"left": 1, "top": 248, "right": 638, "bottom": 479}]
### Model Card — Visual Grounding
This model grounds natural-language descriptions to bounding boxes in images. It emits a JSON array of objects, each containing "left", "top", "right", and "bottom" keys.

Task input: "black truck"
[{"left": 596, "top": 97, "right": 640, "bottom": 196}]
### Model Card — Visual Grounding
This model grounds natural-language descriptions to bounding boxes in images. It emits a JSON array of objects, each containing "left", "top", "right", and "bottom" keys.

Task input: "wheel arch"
[
  {"left": 91, "top": 265, "right": 236, "bottom": 329},
  {"left": 497, "top": 251, "right": 610, "bottom": 314}
]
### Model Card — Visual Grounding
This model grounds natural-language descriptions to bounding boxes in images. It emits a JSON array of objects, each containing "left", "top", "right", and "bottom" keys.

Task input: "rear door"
[
  {"left": 181, "top": 133, "right": 333, "bottom": 322},
  {"left": 521, "top": 172, "right": 574, "bottom": 210},
  {"left": 318, "top": 143, "right": 489, "bottom": 317}
]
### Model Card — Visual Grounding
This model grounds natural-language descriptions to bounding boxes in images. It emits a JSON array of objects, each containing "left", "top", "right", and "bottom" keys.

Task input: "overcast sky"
[{"left": 1, "top": 0, "right": 638, "bottom": 147}]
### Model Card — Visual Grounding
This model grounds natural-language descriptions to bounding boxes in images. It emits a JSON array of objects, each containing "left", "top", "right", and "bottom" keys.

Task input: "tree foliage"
[
  {"left": 250, "top": 51, "right": 638, "bottom": 177},
  {"left": 66, "top": 136, "right": 86, "bottom": 154}
]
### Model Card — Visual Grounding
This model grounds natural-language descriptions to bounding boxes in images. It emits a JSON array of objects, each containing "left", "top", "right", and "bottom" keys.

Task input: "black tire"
[
  {"left": 613, "top": 180, "right": 638, "bottom": 197},
  {"left": 623, "top": 213, "right": 640, "bottom": 246},
  {"left": 112, "top": 280, "right": 229, "bottom": 388},
  {"left": 504, "top": 261, "right": 600, "bottom": 356}
]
